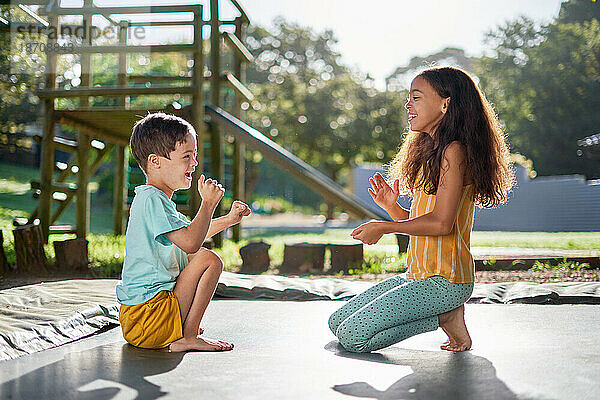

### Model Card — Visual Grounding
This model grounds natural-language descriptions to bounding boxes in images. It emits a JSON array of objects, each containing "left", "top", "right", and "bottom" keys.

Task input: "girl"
[{"left": 329, "top": 67, "right": 513, "bottom": 353}]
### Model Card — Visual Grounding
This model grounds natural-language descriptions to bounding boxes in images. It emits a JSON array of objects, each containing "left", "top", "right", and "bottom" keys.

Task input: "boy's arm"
[
  {"left": 205, "top": 215, "right": 232, "bottom": 239},
  {"left": 205, "top": 200, "right": 251, "bottom": 238},
  {"left": 166, "top": 202, "right": 216, "bottom": 253},
  {"left": 167, "top": 175, "right": 224, "bottom": 253}
]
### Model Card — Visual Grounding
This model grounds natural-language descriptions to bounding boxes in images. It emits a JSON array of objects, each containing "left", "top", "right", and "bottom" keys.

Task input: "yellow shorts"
[{"left": 119, "top": 290, "right": 183, "bottom": 349}]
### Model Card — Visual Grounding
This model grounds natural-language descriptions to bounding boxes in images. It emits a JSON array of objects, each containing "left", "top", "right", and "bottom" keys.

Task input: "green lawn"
[{"left": 1, "top": 161, "right": 599, "bottom": 278}]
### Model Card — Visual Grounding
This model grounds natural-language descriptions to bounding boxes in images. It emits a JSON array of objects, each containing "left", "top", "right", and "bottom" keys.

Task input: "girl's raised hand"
[{"left": 368, "top": 172, "right": 400, "bottom": 211}]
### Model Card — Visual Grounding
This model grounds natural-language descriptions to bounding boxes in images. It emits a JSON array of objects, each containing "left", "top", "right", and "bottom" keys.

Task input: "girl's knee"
[
  {"left": 336, "top": 322, "right": 369, "bottom": 353},
  {"left": 328, "top": 312, "right": 341, "bottom": 335}
]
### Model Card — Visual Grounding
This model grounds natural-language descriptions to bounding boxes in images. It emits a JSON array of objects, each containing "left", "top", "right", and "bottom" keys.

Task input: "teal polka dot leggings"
[{"left": 329, "top": 275, "right": 474, "bottom": 353}]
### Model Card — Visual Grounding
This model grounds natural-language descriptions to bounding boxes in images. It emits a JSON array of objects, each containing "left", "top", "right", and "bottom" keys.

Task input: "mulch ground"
[
  {"left": 326, "top": 269, "right": 600, "bottom": 283},
  {"left": 2, "top": 269, "right": 599, "bottom": 291}
]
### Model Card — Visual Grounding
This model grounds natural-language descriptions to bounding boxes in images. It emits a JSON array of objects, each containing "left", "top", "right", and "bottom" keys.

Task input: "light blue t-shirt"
[{"left": 116, "top": 185, "right": 190, "bottom": 305}]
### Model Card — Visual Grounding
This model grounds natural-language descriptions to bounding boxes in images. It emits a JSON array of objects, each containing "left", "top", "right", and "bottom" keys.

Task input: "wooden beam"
[
  {"left": 223, "top": 72, "right": 254, "bottom": 102},
  {"left": 81, "top": 0, "right": 92, "bottom": 108},
  {"left": 59, "top": 116, "right": 130, "bottom": 146},
  {"left": 30, "top": 180, "right": 78, "bottom": 193},
  {"left": 117, "top": 20, "right": 129, "bottom": 108},
  {"left": 232, "top": 17, "right": 248, "bottom": 243},
  {"left": 49, "top": 144, "right": 114, "bottom": 226},
  {"left": 210, "top": 0, "right": 223, "bottom": 247},
  {"left": 229, "top": 0, "right": 250, "bottom": 24},
  {"left": 76, "top": 132, "right": 90, "bottom": 238},
  {"left": 222, "top": 31, "right": 254, "bottom": 63},
  {"left": 38, "top": 85, "right": 194, "bottom": 98},
  {"left": 35, "top": 44, "right": 197, "bottom": 54},
  {"left": 128, "top": 75, "right": 191, "bottom": 83},
  {"left": 127, "top": 19, "right": 238, "bottom": 27},
  {"left": 49, "top": 225, "right": 77, "bottom": 234},
  {"left": 188, "top": 5, "right": 204, "bottom": 218},
  {"left": 38, "top": 5, "right": 199, "bottom": 15},
  {"left": 113, "top": 145, "right": 127, "bottom": 234},
  {"left": 38, "top": 13, "right": 58, "bottom": 242}
]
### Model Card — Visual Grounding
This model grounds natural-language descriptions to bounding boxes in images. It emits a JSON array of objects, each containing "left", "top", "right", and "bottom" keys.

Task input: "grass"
[
  {"left": 529, "top": 259, "right": 593, "bottom": 272},
  {"left": 471, "top": 231, "right": 600, "bottom": 251},
  {"left": 1, "top": 161, "right": 599, "bottom": 279}
]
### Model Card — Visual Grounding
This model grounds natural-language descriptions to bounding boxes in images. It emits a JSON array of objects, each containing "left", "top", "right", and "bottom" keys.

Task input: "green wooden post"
[
  {"left": 39, "top": 13, "right": 58, "bottom": 242},
  {"left": 232, "top": 17, "right": 248, "bottom": 243},
  {"left": 210, "top": 0, "right": 223, "bottom": 247},
  {"left": 76, "top": 132, "right": 90, "bottom": 238},
  {"left": 114, "top": 20, "right": 129, "bottom": 235},
  {"left": 74, "top": 0, "right": 93, "bottom": 239},
  {"left": 80, "top": 0, "right": 92, "bottom": 109},
  {"left": 189, "top": 5, "right": 204, "bottom": 218},
  {"left": 113, "top": 146, "right": 127, "bottom": 234}
]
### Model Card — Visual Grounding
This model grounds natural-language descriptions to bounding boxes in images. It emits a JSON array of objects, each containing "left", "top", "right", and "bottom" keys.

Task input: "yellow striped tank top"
[{"left": 406, "top": 184, "right": 475, "bottom": 283}]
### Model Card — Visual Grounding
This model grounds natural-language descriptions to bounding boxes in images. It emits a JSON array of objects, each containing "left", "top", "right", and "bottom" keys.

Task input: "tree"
[
  {"left": 557, "top": 0, "right": 600, "bottom": 24},
  {"left": 243, "top": 19, "right": 408, "bottom": 204},
  {"left": 475, "top": 15, "right": 600, "bottom": 178}
]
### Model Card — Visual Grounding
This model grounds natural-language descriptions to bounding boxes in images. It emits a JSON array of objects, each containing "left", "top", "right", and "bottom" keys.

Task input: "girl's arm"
[
  {"left": 352, "top": 141, "right": 467, "bottom": 244},
  {"left": 386, "top": 203, "right": 410, "bottom": 221}
]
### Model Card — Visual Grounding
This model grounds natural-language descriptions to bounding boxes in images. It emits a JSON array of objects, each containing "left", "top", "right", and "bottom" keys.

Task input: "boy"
[{"left": 116, "top": 112, "right": 250, "bottom": 352}]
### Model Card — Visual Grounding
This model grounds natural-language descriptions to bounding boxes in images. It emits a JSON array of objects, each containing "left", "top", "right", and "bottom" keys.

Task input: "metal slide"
[{"left": 205, "top": 105, "right": 390, "bottom": 221}]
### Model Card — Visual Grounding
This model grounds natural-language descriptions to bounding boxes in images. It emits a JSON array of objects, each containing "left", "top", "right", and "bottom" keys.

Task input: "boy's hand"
[
  {"left": 227, "top": 200, "right": 251, "bottom": 225},
  {"left": 198, "top": 174, "right": 225, "bottom": 209}
]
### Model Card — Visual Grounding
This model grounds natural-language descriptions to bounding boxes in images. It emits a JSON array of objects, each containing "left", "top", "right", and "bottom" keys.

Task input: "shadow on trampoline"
[
  {"left": 0, "top": 342, "right": 184, "bottom": 400},
  {"left": 324, "top": 341, "right": 546, "bottom": 400}
]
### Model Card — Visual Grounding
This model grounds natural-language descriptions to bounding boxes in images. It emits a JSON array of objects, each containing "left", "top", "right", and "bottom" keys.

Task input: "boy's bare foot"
[
  {"left": 438, "top": 304, "right": 471, "bottom": 352},
  {"left": 168, "top": 336, "right": 234, "bottom": 352}
]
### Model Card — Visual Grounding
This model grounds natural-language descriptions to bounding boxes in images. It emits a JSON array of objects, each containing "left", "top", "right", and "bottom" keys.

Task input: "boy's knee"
[
  {"left": 189, "top": 249, "right": 224, "bottom": 271},
  {"left": 204, "top": 249, "right": 224, "bottom": 270}
]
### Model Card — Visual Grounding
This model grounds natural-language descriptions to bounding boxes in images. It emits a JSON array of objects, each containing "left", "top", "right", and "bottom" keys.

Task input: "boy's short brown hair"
[{"left": 130, "top": 112, "right": 196, "bottom": 171}]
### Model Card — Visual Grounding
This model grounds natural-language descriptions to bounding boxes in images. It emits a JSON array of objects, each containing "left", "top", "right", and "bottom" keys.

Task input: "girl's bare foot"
[
  {"left": 169, "top": 336, "right": 234, "bottom": 352},
  {"left": 438, "top": 304, "right": 471, "bottom": 352}
]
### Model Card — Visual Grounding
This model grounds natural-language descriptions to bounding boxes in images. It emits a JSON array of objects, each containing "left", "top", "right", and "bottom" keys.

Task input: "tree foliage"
[
  {"left": 476, "top": 13, "right": 600, "bottom": 178},
  {"left": 244, "top": 19, "right": 408, "bottom": 184}
]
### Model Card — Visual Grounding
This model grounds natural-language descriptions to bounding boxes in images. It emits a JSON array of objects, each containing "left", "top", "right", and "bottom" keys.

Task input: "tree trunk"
[
  {"left": 53, "top": 238, "right": 89, "bottom": 271},
  {"left": 239, "top": 241, "right": 270, "bottom": 274},
  {"left": 13, "top": 224, "right": 48, "bottom": 274},
  {"left": 328, "top": 243, "right": 363, "bottom": 273},
  {"left": 0, "top": 230, "right": 11, "bottom": 274},
  {"left": 280, "top": 243, "right": 326, "bottom": 274}
]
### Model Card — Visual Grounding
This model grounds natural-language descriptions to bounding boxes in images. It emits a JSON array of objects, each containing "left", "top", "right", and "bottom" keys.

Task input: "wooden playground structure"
[
  {"left": 3, "top": 0, "right": 386, "bottom": 262},
  {"left": 6, "top": 0, "right": 252, "bottom": 245}
]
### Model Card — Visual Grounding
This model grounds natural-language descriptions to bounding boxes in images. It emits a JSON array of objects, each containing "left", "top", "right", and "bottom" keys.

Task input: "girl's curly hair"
[{"left": 388, "top": 67, "right": 514, "bottom": 208}]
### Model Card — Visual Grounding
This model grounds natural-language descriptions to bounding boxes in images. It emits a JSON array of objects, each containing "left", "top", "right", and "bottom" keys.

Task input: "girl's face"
[{"left": 405, "top": 76, "right": 450, "bottom": 136}]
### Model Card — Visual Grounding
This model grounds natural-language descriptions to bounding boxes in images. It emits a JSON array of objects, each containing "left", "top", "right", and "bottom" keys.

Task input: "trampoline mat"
[
  {"left": 1, "top": 300, "right": 599, "bottom": 400},
  {"left": 1, "top": 272, "right": 600, "bottom": 362}
]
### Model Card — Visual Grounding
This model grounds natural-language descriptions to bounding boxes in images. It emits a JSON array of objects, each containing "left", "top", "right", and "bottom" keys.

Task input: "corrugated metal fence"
[{"left": 352, "top": 165, "right": 600, "bottom": 232}]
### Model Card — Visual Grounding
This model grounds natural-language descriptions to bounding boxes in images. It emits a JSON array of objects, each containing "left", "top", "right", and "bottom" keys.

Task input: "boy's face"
[{"left": 151, "top": 132, "right": 198, "bottom": 192}]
